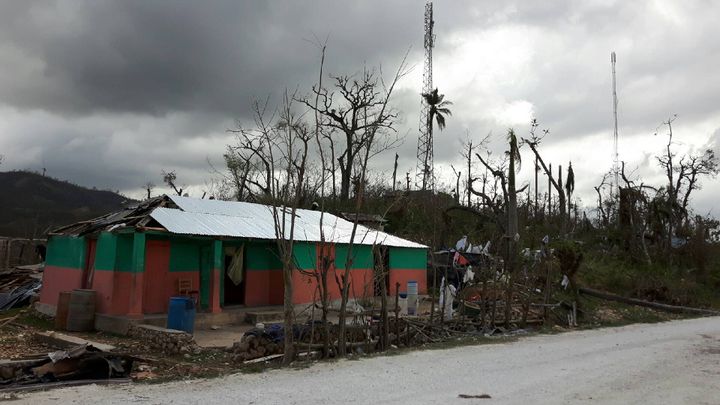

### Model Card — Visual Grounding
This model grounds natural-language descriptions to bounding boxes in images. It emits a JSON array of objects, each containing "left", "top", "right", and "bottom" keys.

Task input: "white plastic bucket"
[{"left": 407, "top": 281, "right": 418, "bottom": 315}]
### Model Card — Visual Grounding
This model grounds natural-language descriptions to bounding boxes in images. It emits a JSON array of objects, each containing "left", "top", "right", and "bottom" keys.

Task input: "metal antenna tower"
[
  {"left": 415, "top": 1, "right": 435, "bottom": 191},
  {"left": 611, "top": 51, "right": 619, "bottom": 197}
]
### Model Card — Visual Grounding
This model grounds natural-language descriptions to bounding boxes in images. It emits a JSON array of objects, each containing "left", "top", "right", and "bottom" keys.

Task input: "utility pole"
[
  {"left": 415, "top": 1, "right": 435, "bottom": 191},
  {"left": 611, "top": 51, "right": 620, "bottom": 199},
  {"left": 392, "top": 153, "right": 399, "bottom": 191}
]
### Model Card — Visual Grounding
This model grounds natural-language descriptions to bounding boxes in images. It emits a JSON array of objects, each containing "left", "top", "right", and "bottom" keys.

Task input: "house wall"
[
  {"left": 39, "top": 235, "right": 87, "bottom": 307},
  {"left": 243, "top": 241, "right": 283, "bottom": 306},
  {"left": 40, "top": 230, "right": 428, "bottom": 317},
  {"left": 388, "top": 247, "right": 428, "bottom": 295}
]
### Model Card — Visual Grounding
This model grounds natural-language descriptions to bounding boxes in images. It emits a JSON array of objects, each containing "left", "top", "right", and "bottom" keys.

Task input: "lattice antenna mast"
[
  {"left": 611, "top": 51, "right": 619, "bottom": 198},
  {"left": 415, "top": 1, "right": 435, "bottom": 191}
]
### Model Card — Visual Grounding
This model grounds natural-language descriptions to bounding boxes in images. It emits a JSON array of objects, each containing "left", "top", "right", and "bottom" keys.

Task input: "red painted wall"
[
  {"left": 292, "top": 268, "right": 374, "bottom": 304},
  {"left": 91, "top": 270, "right": 114, "bottom": 314},
  {"left": 244, "top": 270, "right": 285, "bottom": 306},
  {"left": 39, "top": 266, "right": 84, "bottom": 306},
  {"left": 388, "top": 269, "right": 427, "bottom": 295}
]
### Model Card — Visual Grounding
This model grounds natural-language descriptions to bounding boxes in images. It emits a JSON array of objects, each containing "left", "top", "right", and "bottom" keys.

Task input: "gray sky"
[{"left": 1, "top": 0, "right": 719, "bottom": 215}]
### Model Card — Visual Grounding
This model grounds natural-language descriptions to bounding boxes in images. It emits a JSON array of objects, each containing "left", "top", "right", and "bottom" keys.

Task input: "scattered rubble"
[
  {"left": 0, "top": 344, "right": 134, "bottom": 393},
  {"left": 0, "top": 264, "right": 43, "bottom": 311}
]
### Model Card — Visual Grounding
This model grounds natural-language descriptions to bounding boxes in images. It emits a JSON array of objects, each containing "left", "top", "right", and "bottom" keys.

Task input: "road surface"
[{"left": 19, "top": 317, "right": 720, "bottom": 404}]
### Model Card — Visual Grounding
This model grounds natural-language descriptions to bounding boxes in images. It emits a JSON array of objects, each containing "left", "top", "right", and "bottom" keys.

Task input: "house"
[{"left": 37, "top": 195, "right": 428, "bottom": 318}]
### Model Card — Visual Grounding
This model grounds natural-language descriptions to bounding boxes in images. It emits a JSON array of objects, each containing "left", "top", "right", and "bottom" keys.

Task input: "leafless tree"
[
  {"left": 523, "top": 121, "right": 567, "bottom": 230},
  {"left": 143, "top": 182, "right": 155, "bottom": 200},
  {"left": 336, "top": 54, "right": 411, "bottom": 356},
  {"left": 301, "top": 63, "right": 405, "bottom": 201},
  {"left": 161, "top": 170, "right": 184, "bottom": 196},
  {"left": 655, "top": 115, "right": 719, "bottom": 247}
]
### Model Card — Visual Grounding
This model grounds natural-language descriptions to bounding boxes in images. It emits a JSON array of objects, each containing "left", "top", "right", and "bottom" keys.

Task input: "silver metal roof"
[{"left": 147, "top": 196, "right": 426, "bottom": 249}]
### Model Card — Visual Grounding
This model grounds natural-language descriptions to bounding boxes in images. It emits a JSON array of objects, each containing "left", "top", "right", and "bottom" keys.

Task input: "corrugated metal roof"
[{"left": 147, "top": 196, "right": 426, "bottom": 249}]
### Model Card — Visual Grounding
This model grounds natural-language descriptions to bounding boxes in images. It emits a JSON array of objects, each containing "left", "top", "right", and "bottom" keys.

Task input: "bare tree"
[
  {"left": 143, "top": 182, "right": 155, "bottom": 200},
  {"left": 224, "top": 99, "right": 277, "bottom": 202},
  {"left": 336, "top": 55, "right": 411, "bottom": 356},
  {"left": 301, "top": 65, "right": 404, "bottom": 201},
  {"left": 161, "top": 170, "right": 184, "bottom": 196},
  {"left": 655, "top": 115, "right": 718, "bottom": 247},
  {"left": 523, "top": 124, "right": 567, "bottom": 229}
]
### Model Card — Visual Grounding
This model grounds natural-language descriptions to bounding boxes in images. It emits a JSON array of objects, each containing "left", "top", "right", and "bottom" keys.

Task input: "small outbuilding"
[{"left": 38, "top": 195, "right": 428, "bottom": 318}]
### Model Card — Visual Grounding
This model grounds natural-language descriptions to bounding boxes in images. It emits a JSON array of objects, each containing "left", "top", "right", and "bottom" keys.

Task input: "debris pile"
[
  {"left": 0, "top": 264, "right": 43, "bottom": 311},
  {"left": 0, "top": 344, "right": 134, "bottom": 392},
  {"left": 230, "top": 332, "right": 283, "bottom": 362},
  {"left": 127, "top": 324, "right": 200, "bottom": 355}
]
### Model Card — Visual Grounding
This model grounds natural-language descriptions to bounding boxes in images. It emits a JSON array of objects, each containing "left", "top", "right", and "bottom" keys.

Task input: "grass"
[
  {"left": 579, "top": 252, "right": 720, "bottom": 310},
  {"left": 0, "top": 307, "right": 54, "bottom": 330}
]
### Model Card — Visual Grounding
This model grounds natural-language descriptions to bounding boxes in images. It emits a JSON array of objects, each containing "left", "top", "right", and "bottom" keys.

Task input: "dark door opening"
[{"left": 223, "top": 250, "right": 245, "bottom": 305}]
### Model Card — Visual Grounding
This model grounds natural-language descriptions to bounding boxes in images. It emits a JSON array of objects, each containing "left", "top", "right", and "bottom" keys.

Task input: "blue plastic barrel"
[{"left": 167, "top": 296, "right": 196, "bottom": 334}]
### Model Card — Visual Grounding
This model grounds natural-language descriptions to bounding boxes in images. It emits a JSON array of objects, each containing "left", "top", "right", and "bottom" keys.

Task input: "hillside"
[{"left": 0, "top": 171, "right": 132, "bottom": 238}]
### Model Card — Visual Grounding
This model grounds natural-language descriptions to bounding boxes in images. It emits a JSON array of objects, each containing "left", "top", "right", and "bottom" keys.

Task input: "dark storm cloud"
[
  {"left": 1, "top": 0, "right": 719, "bottom": 210},
  {"left": 0, "top": 0, "right": 432, "bottom": 117}
]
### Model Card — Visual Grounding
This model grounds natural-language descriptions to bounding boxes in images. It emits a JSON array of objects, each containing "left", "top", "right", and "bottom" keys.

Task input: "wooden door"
[{"left": 144, "top": 240, "right": 170, "bottom": 314}]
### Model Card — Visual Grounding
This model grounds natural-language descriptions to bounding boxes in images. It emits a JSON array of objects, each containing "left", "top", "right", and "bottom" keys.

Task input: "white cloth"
[{"left": 455, "top": 236, "right": 468, "bottom": 251}]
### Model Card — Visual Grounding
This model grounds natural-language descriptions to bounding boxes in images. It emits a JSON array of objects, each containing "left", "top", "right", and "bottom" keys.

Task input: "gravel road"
[{"left": 19, "top": 317, "right": 720, "bottom": 405}]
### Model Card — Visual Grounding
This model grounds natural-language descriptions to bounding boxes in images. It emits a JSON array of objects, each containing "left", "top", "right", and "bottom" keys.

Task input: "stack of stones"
[{"left": 128, "top": 324, "right": 201, "bottom": 355}]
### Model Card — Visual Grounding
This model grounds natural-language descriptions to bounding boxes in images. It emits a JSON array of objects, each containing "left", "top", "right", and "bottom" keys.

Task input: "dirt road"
[{"left": 19, "top": 317, "right": 720, "bottom": 404}]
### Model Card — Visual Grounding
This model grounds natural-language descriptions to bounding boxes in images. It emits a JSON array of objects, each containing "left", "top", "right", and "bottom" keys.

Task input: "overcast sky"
[{"left": 1, "top": 0, "right": 719, "bottom": 215}]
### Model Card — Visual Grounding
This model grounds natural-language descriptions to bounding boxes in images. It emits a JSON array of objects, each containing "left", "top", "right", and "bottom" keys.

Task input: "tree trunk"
[{"left": 282, "top": 255, "right": 295, "bottom": 365}]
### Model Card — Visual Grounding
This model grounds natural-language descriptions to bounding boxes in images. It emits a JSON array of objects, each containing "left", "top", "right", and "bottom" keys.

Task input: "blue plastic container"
[{"left": 167, "top": 296, "right": 196, "bottom": 334}]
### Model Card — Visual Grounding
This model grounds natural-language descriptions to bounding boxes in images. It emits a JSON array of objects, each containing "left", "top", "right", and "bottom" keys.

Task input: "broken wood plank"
[{"left": 243, "top": 354, "right": 283, "bottom": 364}]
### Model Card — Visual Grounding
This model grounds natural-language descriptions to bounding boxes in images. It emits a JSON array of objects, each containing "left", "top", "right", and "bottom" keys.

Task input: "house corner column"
[
  {"left": 128, "top": 232, "right": 146, "bottom": 317},
  {"left": 209, "top": 239, "right": 222, "bottom": 313}
]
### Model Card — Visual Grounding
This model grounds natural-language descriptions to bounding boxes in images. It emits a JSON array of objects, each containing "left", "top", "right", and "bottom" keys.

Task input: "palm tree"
[{"left": 420, "top": 88, "right": 453, "bottom": 189}]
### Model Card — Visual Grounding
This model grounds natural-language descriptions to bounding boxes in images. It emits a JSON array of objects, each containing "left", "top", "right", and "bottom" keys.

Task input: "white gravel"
[{"left": 18, "top": 317, "right": 720, "bottom": 405}]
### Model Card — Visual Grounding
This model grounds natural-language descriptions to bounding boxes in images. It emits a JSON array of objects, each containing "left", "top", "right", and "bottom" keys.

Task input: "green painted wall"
[
  {"left": 245, "top": 242, "right": 282, "bottom": 270},
  {"left": 46, "top": 235, "right": 86, "bottom": 269},
  {"left": 389, "top": 247, "right": 427, "bottom": 269},
  {"left": 131, "top": 232, "right": 146, "bottom": 273},
  {"left": 335, "top": 244, "right": 373, "bottom": 269},
  {"left": 114, "top": 234, "right": 134, "bottom": 272},
  {"left": 199, "top": 245, "right": 212, "bottom": 310},
  {"left": 94, "top": 232, "right": 117, "bottom": 271},
  {"left": 169, "top": 239, "right": 201, "bottom": 272},
  {"left": 292, "top": 242, "right": 316, "bottom": 270}
]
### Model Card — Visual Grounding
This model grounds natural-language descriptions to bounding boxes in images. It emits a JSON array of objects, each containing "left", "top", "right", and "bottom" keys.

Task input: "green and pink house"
[{"left": 38, "top": 195, "right": 428, "bottom": 319}]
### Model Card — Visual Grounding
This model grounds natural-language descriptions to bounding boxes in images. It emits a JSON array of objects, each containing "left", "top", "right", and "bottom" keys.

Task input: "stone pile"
[{"left": 128, "top": 324, "right": 201, "bottom": 355}]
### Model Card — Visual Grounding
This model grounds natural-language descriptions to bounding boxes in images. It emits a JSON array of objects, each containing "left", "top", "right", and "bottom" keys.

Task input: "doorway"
[{"left": 223, "top": 246, "right": 245, "bottom": 306}]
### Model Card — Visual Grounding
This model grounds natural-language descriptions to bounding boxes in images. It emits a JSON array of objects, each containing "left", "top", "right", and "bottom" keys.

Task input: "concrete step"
[{"left": 245, "top": 311, "right": 285, "bottom": 325}]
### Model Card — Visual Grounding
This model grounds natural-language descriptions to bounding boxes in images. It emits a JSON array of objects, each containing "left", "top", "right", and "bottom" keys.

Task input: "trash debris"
[
  {"left": 458, "top": 394, "right": 491, "bottom": 399},
  {"left": 0, "top": 264, "right": 43, "bottom": 311},
  {"left": 0, "top": 344, "right": 134, "bottom": 392}
]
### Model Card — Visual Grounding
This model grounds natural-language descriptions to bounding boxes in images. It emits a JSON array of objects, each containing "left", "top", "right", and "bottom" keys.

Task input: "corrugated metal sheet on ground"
[{"left": 148, "top": 196, "right": 426, "bottom": 248}]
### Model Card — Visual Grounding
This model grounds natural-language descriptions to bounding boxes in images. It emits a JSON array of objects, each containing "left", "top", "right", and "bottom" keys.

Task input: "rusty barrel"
[
  {"left": 66, "top": 289, "right": 97, "bottom": 332},
  {"left": 54, "top": 291, "right": 72, "bottom": 330}
]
